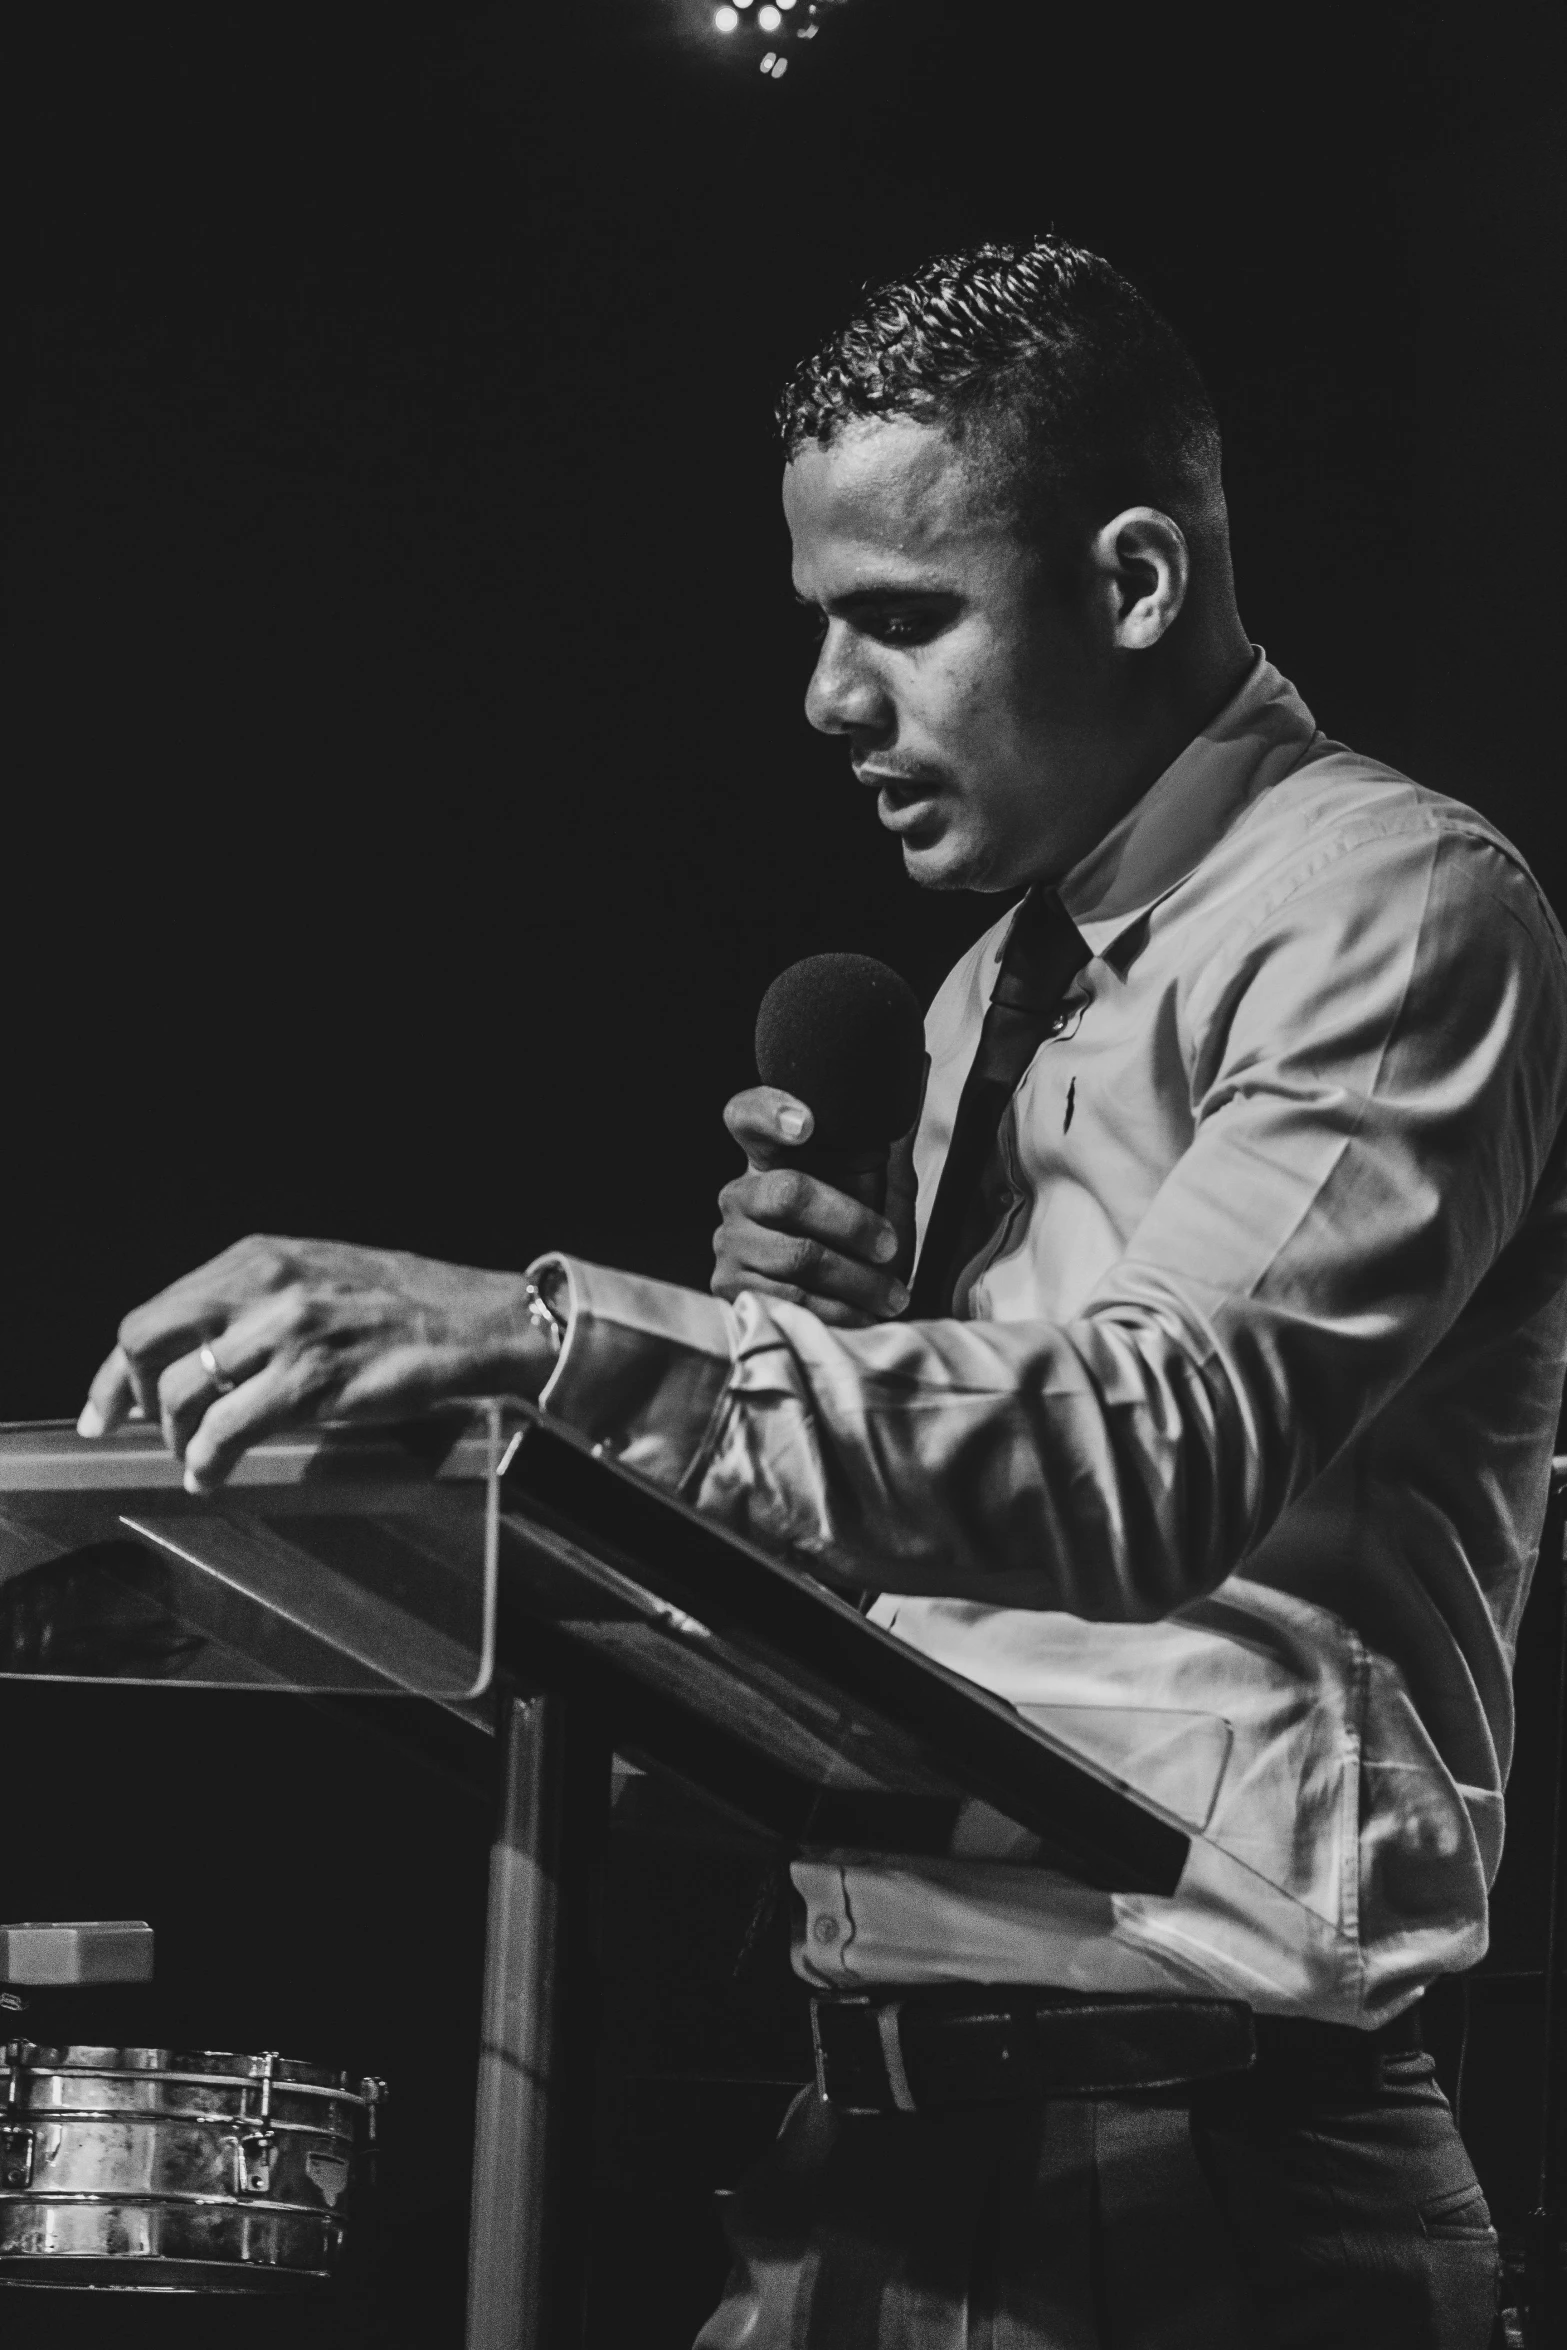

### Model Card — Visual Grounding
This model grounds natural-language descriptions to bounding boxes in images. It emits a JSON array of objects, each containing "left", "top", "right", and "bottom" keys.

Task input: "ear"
[{"left": 1087, "top": 507, "right": 1190, "bottom": 650}]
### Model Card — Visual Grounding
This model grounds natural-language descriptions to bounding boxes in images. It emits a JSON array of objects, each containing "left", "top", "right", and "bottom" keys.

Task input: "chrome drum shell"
[{"left": 0, "top": 2044, "right": 384, "bottom": 2293}]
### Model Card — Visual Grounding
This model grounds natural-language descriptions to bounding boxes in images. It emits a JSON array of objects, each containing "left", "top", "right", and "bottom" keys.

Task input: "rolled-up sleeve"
[{"left": 533, "top": 821, "right": 1567, "bottom": 1619}]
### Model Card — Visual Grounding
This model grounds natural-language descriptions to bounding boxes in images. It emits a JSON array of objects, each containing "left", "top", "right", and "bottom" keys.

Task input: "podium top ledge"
[{"left": 0, "top": 1414, "right": 501, "bottom": 1493}]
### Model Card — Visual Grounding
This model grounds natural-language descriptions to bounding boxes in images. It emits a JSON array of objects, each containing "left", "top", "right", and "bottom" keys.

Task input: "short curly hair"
[{"left": 777, "top": 237, "right": 1223, "bottom": 546}]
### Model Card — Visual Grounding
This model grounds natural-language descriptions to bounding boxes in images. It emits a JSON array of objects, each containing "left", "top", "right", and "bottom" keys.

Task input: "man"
[{"left": 79, "top": 241, "right": 1567, "bottom": 2344}]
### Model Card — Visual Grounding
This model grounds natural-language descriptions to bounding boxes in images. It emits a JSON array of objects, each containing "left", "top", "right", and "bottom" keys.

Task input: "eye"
[{"left": 869, "top": 608, "right": 946, "bottom": 648}]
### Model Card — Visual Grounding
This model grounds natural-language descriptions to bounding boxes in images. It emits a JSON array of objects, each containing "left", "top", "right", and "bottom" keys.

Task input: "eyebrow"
[{"left": 793, "top": 581, "right": 957, "bottom": 612}]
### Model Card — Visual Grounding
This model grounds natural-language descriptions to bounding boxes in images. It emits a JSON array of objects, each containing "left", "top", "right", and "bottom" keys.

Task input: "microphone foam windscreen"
[{"left": 755, "top": 953, "right": 925, "bottom": 1151}]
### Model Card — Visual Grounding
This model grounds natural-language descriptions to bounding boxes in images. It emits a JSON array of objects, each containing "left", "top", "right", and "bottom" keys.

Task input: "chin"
[
  {"left": 902, "top": 836, "right": 1006, "bottom": 894},
  {"left": 899, "top": 820, "right": 963, "bottom": 888}
]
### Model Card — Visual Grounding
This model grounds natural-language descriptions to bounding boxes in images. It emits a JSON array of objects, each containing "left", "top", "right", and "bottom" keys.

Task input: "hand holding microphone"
[{"left": 712, "top": 954, "right": 926, "bottom": 1329}]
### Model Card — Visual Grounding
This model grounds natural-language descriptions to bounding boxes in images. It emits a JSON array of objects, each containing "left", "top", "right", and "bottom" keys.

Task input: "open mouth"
[
  {"left": 874, "top": 788, "right": 944, "bottom": 843},
  {"left": 857, "top": 767, "right": 943, "bottom": 827}
]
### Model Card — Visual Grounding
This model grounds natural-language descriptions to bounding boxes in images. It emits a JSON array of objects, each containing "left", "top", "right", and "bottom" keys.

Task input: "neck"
[
  {"left": 1130, "top": 593, "right": 1255, "bottom": 774},
  {"left": 1096, "top": 603, "right": 1256, "bottom": 826},
  {"left": 1018, "top": 604, "right": 1255, "bottom": 893}
]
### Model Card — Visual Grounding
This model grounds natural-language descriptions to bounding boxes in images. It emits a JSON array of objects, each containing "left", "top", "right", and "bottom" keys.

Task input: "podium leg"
[{"left": 466, "top": 1691, "right": 606, "bottom": 2350}]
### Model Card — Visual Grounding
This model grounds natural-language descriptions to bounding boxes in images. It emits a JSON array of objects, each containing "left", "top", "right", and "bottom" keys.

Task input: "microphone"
[{"left": 754, "top": 953, "right": 925, "bottom": 1214}]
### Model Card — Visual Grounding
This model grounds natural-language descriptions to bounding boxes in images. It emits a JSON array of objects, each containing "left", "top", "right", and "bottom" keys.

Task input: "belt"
[{"left": 810, "top": 1989, "right": 1423, "bottom": 2116}]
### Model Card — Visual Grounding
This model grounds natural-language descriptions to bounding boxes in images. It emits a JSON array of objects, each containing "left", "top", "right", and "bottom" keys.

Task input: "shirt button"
[{"left": 812, "top": 1916, "right": 840, "bottom": 1945}]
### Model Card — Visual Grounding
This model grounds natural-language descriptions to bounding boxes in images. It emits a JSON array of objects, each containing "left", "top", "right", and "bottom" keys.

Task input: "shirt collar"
[{"left": 1057, "top": 651, "right": 1322, "bottom": 963}]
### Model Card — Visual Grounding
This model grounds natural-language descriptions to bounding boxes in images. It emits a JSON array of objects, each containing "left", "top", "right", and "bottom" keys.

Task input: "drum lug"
[
  {"left": 0, "top": 2123, "right": 35, "bottom": 2190},
  {"left": 236, "top": 2128, "right": 278, "bottom": 2195},
  {"left": 358, "top": 2075, "right": 387, "bottom": 2185},
  {"left": 233, "top": 2047, "right": 280, "bottom": 2192},
  {"left": 2, "top": 2042, "right": 32, "bottom": 2188}
]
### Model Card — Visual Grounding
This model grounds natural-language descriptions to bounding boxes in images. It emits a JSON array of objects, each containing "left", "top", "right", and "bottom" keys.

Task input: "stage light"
[{"left": 708, "top": 0, "right": 851, "bottom": 73}]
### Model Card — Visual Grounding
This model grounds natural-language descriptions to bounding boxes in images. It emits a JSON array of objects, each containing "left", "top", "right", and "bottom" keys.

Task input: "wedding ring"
[{"left": 198, "top": 1340, "right": 237, "bottom": 1396}]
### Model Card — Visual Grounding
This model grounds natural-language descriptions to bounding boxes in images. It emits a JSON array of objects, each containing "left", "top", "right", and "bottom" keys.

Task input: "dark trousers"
[{"left": 695, "top": 2047, "right": 1499, "bottom": 2349}]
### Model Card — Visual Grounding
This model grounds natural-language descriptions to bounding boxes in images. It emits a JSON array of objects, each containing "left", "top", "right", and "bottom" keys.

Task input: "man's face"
[{"left": 785, "top": 416, "right": 1116, "bottom": 893}]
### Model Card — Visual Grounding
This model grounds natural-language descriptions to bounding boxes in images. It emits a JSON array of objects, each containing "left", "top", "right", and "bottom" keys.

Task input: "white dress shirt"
[{"left": 532, "top": 654, "right": 1567, "bottom": 2024}]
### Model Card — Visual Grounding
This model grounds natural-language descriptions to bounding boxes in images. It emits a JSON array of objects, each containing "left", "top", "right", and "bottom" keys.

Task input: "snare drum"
[{"left": 0, "top": 2043, "right": 385, "bottom": 2292}]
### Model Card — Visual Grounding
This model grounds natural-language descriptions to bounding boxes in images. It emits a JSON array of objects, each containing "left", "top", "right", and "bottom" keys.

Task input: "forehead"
[{"left": 783, "top": 416, "right": 1006, "bottom": 592}]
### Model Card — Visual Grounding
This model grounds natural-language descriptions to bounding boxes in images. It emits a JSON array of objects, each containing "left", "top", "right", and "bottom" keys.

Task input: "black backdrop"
[
  {"left": 5, "top": 4, "right": 1567, "bottom": 2338},
  {"left": 7, "top": 0, "right": 1564, "bottom": 1407}
]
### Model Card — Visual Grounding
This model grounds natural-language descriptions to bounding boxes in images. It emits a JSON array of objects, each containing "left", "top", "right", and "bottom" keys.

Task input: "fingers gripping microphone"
[{"left": 754, "top": 953, "right": 926, "bottom": 1213}]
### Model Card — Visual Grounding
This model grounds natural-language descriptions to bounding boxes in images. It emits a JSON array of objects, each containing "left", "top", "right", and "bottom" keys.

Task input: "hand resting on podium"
[{"left": 74, "top": 1233, "right": 559, "bottom": 1492}]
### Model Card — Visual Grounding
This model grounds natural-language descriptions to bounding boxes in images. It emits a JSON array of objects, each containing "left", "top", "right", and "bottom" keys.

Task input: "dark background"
[
  {"left": 5, "top": 0, "right": 1567, "bottom": 2341},
  {"left": 7, "top": 0, "right": 1565, "bottom": 1398}
]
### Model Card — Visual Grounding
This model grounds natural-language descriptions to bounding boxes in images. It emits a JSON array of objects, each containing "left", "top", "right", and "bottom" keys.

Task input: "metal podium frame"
[{"left": 0, "top": 1410, "right": 1193, "bottom": 2344}]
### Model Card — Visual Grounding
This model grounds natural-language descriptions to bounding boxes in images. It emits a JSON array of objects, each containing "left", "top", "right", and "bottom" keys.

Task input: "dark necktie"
[{"left": 908, "top": 887, "right": 1090, "bottom": 1319}]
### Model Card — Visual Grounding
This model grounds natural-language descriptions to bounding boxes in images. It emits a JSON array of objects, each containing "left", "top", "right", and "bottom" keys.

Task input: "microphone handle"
[{"left": 789, "top": 1141, "right": 888, "bottom": 1218}]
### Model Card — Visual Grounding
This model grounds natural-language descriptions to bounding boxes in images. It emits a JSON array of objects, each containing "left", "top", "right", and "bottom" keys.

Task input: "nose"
[{"left": 804, "top": 620, "right": 892, "bottom": 742}]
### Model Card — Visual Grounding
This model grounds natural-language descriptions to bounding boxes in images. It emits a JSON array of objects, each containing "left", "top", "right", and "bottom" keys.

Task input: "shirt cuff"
[{"left": 524, "top": 1252, "right": 735, "bottom": 1496}]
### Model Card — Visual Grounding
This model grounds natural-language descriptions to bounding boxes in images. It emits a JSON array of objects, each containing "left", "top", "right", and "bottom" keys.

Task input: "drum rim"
[
  {"left": 4, "top": 2049, "right": 382, "bottom": 2107},
  {"left": 0, "top": 2104, "right": 357, "bottom": 2137}
]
